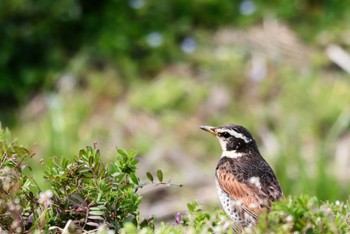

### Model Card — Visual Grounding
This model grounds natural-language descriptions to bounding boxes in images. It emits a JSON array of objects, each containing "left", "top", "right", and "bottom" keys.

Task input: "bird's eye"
[{"left": 220, "top": 132, "right": 231, "bottom": 138}]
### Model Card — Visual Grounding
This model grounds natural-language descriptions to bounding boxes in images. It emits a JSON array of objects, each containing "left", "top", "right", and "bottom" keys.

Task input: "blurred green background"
[{"left": 1, "top": 0, "right": 350, "bottom": 220}]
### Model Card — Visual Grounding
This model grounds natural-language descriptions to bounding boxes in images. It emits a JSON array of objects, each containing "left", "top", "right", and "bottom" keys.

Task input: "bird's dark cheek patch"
[{"left": 226, "top": 140, "right": 237, "bottom": 151}]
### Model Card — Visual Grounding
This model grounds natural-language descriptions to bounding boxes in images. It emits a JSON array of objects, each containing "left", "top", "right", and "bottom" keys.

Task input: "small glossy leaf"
[
  {"left": 116, "top": 174, "right": 126, "bottom": 183},
  {"left": 130, "top": 173, "right": 139, "bottom": 185},
  {"left": 98, "top": 167, "right": 106, "bottom": 177},
  {"left": 157, "top": 169, "right": 163, "bottom": 182},
  {"left": 88, "top": 215, "right": 105, "bottom": 220},
  {"left": 131, "top": 159, "right": 139, "bottom": 165},
  {"left": 83, "top": 172, "right": 94, "bottom": 178},
  {"left": 94, "top": 162, "right": 100, "bottom": 174},
  {"left": 187, "top": 203, "right": 195, "bottom": 212},
  {"left": 89, "top": 156, "right": 94, "bottom": 166},
  {"left": 90, "top": 205, "right": 106, "bottom": 211},
  {"left": 13, "top": 146, "right": 30, "bottom": 156},
  {"left": 117, "top": 149, "right": 128, "bottom": 157},
  {"left": 146, "top": 172, "right": 154, "bottom": 182},
  {"left": 79, "top": 149, "right": 84, "bottom": 158},
  {"left": 97, "top": 191, "right": 102, "bottom": 202},
  {"left": 86, "top": 222, "right": 100, "bottom": 227},
  {"left": 89, "top": 210, "right": 105, "bottom": 216}
]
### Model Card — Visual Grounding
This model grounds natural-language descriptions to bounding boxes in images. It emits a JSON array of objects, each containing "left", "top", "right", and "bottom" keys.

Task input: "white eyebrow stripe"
[{"left": 217, "top": 129, "right": 252, "bottom": 143}]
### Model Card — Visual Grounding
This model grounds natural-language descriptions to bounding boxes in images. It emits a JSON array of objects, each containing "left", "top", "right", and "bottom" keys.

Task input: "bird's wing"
[
  {"left": 258, "top": 161, "right": 284, "bottom": 202},
  {"left": 216, "top": 163, "right": 269, "bottom": 220},
  {"left": 263, "top": 179, "right": 284, "bottom": 202}
]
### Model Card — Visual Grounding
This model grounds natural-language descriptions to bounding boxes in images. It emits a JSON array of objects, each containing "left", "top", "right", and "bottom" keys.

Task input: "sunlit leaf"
[
  {"left": 117, "top": 149, "right": 128, "bottom": 157},
  {"left": 130, "top": 173, "right": 139, "bottom": 185},
  {"left": 131, "top": 159, "right": 139, "bottom": 165},
  {"left": 89, "top": 210, "right": 105, "bottom": 216},
  {"left": 86, "top": 222, "right": 100, "bottom": 227},
  {"left": 88, "top": 215, "right": 105, "bottom": 220},
  {"left": 90, "top": 205, "right": 106, "bottom": 211},
  {"left": 79, "top": 149, "right": 85, "bottom": 158}
]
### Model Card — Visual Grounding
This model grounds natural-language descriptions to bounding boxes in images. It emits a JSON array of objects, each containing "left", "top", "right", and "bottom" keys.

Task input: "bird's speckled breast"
[{"left": 215, "top": 178, "right": 256, "bottom": 227}]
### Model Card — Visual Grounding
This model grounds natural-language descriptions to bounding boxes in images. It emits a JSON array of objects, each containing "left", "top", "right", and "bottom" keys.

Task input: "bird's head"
[{"left": 199, "top": 124, "right": 258, "bottom": 158}]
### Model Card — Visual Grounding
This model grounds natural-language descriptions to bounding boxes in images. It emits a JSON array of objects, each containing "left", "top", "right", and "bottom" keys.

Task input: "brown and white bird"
[{"left": 200, "top": 124, "right": 284, "bottom": 227}]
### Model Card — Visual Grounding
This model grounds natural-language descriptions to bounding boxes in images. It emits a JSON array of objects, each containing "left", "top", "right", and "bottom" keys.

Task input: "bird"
[{"left": 199, "top": 124, "right": 284, "bottom": 228}]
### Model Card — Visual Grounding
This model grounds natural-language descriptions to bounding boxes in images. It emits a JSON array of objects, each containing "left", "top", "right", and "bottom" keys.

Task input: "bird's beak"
[{"left": 199, "top": 125, "right": 217, "bottom": 136}]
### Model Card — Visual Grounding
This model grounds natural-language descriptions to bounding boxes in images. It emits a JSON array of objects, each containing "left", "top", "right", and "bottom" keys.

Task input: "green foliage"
[
  {"left": 44, "top": 146, "right": 143, "bottom": 231},
  {"left": 121, "top": 201, "right": 235, "bottom": 234},
  {"left": 0, "top": 126, "right": 36, "bottom": 233},
  {"left": 256, "top": 195, "right": 350, "bottom": 233},
  {"left": 122, "top": 196, "right": 350, "bottom": 234},
  {"left": 156, "top": 169, "right": 163, "bottom": 183},
  {"left": 0, "top": 126, "right": 152, "bottom": 232}
]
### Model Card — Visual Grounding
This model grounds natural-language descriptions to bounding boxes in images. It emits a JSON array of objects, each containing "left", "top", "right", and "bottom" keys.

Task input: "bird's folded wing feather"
[{"left": 216, "top": 166, "right": 269, "bottom": 220}]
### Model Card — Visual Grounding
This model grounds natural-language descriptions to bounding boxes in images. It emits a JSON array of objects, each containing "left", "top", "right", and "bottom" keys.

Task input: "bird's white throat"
[
  {"left": 217, "top": 136, "right": 244, "bottom": 158},
  {"left": 221, "top": 150, "right": 243, "bottom": 158}
]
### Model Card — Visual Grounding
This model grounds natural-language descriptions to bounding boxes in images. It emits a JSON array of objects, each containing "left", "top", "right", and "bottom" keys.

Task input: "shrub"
[
  {"left": 0, "top": 126, "right": 35, "bottom": 233},
  {"left": 0, "top": 126, "right": 153, "bottom": 232},
  {"left": 44, "top": 147, "right": 145, "bottom": 232},
  {"left": 122, "top": 196, "right": 350, "bottom": 234},
  {"left": 255, "top": 195, "right": 350, "bottom": 233}
]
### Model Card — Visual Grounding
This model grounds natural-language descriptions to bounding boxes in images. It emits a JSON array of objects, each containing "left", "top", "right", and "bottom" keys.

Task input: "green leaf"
[
  {"left": 86, "top": 222, "right": 100, "bottom": 227},
  {"left": 117, "top": 148, "right": 128, "bottom": 157},
  {"left": 88, "top": 215, "right": 105, "bottom": 221},
  {"left": 89, "top": 156, "right": 94, "bottom": 166},
  {"left": 13, "top": 146, "right": 30, "bottom": 156},
  {"left": 187, "top": 202, "right": 195, "bottom": 212},
  {"left": 95, "top": 149, "right": 100, "bottom": 159},
  {"left": 157, "top": 169, "right": 163, "bottom": 182},
  {"left": 146, "top": 172, "right": 154, "bottom": 182},
  {"left": 98, "top": 167, "right": 106, "bottom": 178},
  {"left": 90, "top": 205, "right": 106, "bottom": 211},
  {"left": 130, "top": 173, "right": 139, "bottom": 185},
  {"left": 89, "top": 210, "right": 105, "bottom": 216},
  {"left": 84, "top": 172, "right": 95, "bottom": 178},
  {"left": 79, "top": 149, "right": 85, "bottom": 158},
  {"left": 131, "top": 159, "right": 139, "bottom": 165},
  {"left": 116, "top": 174, "right": 126, "bottom": 183},
  {"left": 97, "top": 191, "right": 103, "bottom": 202},
  {"left": 93, "top": 162, "right": 100, "bottom": 174},
  {"left": 129, "top": 151, "right": 138, "bottom": 159}
]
